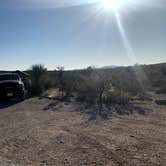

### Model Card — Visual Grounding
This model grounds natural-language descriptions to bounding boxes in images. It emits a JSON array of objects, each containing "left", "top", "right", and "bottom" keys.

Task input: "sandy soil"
[{"left": 0, "top": 93, "right": 165, "bottom": 166}]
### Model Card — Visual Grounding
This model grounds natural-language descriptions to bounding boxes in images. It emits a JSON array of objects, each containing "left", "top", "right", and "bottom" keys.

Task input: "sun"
[{"left": 101, "top": 0, "right": 125, "bottom": 11}]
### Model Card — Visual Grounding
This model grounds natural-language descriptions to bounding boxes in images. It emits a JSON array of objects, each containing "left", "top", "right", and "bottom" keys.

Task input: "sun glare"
[{"left": 101, "top": 0, "right": 125, "bottom": 11}]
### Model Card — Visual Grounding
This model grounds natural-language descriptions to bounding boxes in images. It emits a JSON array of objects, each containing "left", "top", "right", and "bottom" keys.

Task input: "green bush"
[{"left": 28, "top": 64, "right": 50, "bottom": 95}]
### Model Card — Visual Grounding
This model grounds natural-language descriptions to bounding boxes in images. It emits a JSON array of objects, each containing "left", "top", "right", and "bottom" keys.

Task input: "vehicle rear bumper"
[{"left": 0, "top": 89, "right": 25, "bottom": 99}]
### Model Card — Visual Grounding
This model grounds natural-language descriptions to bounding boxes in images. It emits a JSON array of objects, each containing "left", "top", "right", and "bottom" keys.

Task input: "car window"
[{"left": 0, "top": 74, "right": 19, "bottom": 81}]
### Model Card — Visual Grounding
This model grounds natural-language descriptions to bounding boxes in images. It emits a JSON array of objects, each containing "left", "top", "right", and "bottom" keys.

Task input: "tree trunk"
[{"left": 98, "top": 88, "right": 104, "bottom": 116}]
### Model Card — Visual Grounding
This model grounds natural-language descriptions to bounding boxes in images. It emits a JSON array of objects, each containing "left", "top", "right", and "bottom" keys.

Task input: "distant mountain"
[{"left": 101, "top": 65, "right": 118, "bottom": 69}]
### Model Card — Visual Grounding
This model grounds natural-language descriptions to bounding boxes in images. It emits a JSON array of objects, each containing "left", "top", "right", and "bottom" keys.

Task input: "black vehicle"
[{"left": 0, "top": 73, "right": 25, "bottom": 100}]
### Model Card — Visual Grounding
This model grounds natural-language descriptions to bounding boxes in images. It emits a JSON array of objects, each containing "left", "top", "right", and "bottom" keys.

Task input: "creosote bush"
[
  {"left": 28, "top": 64, "right": 50, "bottom": 95},
  {"left": 104, "top": 90, "right": 130, "bottom": 105},
  {"left": 27, "top": 65, "right": 145, "bottom": 104},
  {"left": 75, "top": 68, "right": 113, "bottom": 114}
]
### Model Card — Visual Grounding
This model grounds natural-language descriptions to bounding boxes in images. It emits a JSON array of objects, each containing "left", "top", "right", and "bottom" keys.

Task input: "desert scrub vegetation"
[
  {"left": 109, "top": 67, "right": 146, "bottom": 95},
  {"left": 27, "top": 64, "right": 143, "bottom": 101},
  {"left": 26, "top": 63, "right": 166, "bottom": 117},
  {"left": 28, "top": 64, "right": 52, "bottom": 95},
  {"left": 25, "top": 63, "right": 164, "bottom": 119},
  {"left": 73, "top": 67, "right": 132, "bottom": 116},
  {"left": 156, "top": 86, "right": 166, "bottom": 94}
]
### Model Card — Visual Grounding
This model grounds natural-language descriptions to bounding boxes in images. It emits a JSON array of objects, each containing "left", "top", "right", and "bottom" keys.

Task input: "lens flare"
[{"left": 101, "top": 0, "right": 125, "bottom": 11}]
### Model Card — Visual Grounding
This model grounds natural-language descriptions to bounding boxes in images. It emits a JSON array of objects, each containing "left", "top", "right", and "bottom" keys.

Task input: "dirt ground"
[{"left": 0, "top": 92, "right": 166, "bottom": 166}]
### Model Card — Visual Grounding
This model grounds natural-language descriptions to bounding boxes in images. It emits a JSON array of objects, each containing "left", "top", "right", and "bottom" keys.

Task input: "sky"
[{"left": 0, "top": 0, "right": 166, "bottom": 70}]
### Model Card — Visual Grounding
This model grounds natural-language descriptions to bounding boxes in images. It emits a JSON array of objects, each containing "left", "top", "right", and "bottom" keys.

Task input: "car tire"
[{"left": 19, "top": 94, "right": 25, "bottom": 101}]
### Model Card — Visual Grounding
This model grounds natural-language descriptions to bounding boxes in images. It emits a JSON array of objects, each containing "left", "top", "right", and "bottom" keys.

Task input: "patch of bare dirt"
[{"left": 0, "top": 92, "right": 166, "bottom": 165}]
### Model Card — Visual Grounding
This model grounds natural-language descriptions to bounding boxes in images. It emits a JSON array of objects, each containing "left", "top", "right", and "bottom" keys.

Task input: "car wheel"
[{"left": 19, "top": 94, "right": 25, "bottom": 101}]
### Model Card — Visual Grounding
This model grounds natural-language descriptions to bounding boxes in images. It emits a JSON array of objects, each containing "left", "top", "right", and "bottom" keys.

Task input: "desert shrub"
[
  {"left": 154, "top": 79, "right": 166, "bottom": 94},
  {"left": 56, "top": 66, "right": 65, "bottom": 96},
  {"left": 104, "top": 90, "right": 130, "bottom": 105},
  {"left": 61, "top": 73, "right": 78, "bottom": 97},
  {"left": 28, "top": 64, "right": 50, "bottom": 95},
  {"left": 54, "top": 67, "right": 80, "bottom": 98},
  {"left": 76, "top": 67, "right": 132, "bottom": 102},
  {"left": 155, "top": 100, "right": 166, "bottom": 105},
  {"left": 156, "top": 86, "right": 166, "bottom": 94},
  {"left": 161, "top": 66, "right": 166, "bottom": 76},
  {"left": 110, "top": 67, "right": 145, "bottom": 95},
  {"left": 152, "top": 79, "right": 166, "bottom": 88},
  {"left": 76, "top": 75, "right": 99, "bottom": 104},
  {"left": 76, "top": 68, "right": 112, "bottom": 114}
]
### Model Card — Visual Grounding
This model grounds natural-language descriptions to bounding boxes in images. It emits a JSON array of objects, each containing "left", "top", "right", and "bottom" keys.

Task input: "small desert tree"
[
  {"left": 95, "top": 71, "right": 112, "bottom": 115},
  {"left": 28, "top": 64, "right": 48, "bottom": 95},
  {"left": 77, "top": 68, "right": 112, "bottom": 115},
  {"left": 62, "top": 73, "right": 78, "bottom": 97},
  {"left": 56, "top": 66, "right": 65, "bottom": 96}
]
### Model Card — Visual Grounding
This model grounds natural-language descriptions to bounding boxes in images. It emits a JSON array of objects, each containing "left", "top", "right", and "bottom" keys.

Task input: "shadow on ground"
[
  {"left": 0, "top": 99, "right": 18, "bottom": 109},
  {"left": 76, "top": 103, "right": 146, "bottom": 121},
  {"left": 42, "top": 98, "right": 146, "bottom": 121}
]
